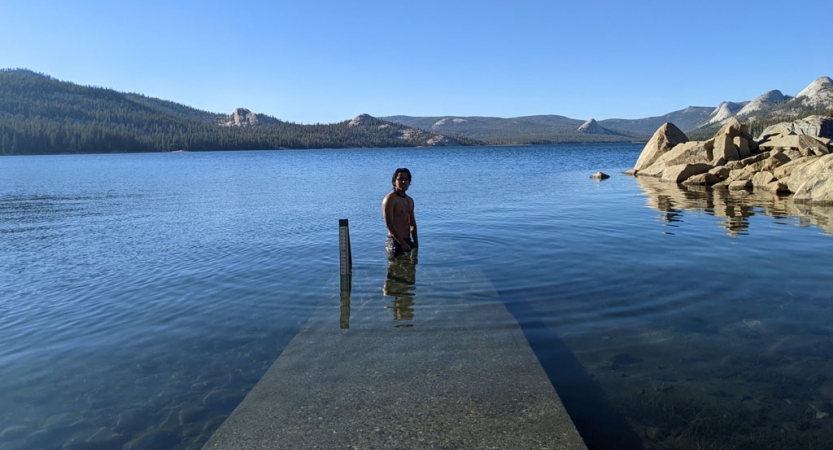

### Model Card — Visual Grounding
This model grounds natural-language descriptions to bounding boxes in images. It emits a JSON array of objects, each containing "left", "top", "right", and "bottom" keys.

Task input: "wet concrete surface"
[{"left": 204, "top": 266, "right": 586, "bottom": 450}]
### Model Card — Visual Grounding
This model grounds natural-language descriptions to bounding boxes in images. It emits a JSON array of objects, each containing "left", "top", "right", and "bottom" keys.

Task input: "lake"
[{"left": 2, "top": 144, "right": 833, "bottom": 450}]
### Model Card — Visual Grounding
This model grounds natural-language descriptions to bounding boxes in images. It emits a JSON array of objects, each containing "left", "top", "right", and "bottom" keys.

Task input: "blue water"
[{"left": 2, "top": 145, "right": 833, "bottom": 449}]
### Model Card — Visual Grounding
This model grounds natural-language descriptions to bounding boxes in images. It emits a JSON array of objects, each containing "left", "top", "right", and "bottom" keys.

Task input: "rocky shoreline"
[{"left": 626, "top": 116, "right": 833, "bottom": 205}]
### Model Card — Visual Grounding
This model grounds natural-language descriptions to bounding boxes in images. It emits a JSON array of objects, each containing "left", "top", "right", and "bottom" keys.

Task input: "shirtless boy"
[{"left": 382, "top": 168, "right": 418, "bottom": 260}]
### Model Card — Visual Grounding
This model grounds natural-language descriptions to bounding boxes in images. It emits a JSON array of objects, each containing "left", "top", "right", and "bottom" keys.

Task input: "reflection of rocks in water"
[
  {"left": 794, "top": 202, "right": 833, "bottom": 235},
  {"left": 383, "top": 254, "right": 417, "bottom": 323},
  {"left": 635, "top": 176, "right": 833, "bottom": 236},
  {"left": 637, "top": 176, "right": 713, "bottom": 213}
]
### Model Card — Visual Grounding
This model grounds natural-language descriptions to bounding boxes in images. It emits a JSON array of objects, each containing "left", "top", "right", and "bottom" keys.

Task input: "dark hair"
[{"left": 391, "top": 167, "right": 412, "bottom": 186}]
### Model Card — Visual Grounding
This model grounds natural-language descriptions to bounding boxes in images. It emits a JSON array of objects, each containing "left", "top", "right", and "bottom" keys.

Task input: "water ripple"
[{"left": 3, "top": 147, "right": 833, "bottom": 450}]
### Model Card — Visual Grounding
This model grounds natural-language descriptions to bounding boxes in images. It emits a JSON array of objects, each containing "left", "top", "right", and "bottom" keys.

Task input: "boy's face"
[{"left": 394, "top": 172, "right": 411, "bottom": 192}]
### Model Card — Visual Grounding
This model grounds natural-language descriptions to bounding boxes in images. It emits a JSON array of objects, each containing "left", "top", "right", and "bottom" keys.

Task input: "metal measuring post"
[{"left": 339, "top": 219, "right": 352, "bottom": 292}]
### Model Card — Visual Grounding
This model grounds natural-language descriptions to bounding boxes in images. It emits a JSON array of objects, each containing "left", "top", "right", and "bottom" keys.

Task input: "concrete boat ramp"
[{"left": 203, "top": 265, "right": 586, "bottom": 449}]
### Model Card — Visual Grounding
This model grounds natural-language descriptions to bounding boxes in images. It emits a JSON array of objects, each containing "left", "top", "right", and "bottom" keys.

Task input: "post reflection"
[
  {"left": 339, "top": 288, "right": 351, "bottom": 330},
  {"left": 383, "top": 248, "right": 417, "bottom": 327}
]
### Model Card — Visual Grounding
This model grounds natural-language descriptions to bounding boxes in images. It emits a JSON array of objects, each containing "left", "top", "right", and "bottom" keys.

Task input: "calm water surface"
[{"left": 2, "top": 145, "right": 833, "bottom": 450}]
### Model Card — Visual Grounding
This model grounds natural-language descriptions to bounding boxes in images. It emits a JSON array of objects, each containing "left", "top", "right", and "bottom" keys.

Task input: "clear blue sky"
[{"left": 2, "top": 0, "right": 830, "bottom": 124}]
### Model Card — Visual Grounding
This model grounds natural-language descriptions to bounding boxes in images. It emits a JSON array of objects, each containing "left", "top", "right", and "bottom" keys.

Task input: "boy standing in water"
[{"left": 382, "top": 168, "right": 418, "bottom": 259}]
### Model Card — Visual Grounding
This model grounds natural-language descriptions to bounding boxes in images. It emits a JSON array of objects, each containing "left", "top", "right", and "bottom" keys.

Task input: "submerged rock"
[
  {"left": 610, "top": 353, "right": 642, "bottom": 370},
  {"left": 590, "top": 171, "right": 610, "bottom": 180}
]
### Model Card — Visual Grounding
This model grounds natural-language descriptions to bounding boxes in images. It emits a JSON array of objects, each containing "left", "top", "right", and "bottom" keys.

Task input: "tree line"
[
  {"left": 746, "top": 109, "right": 833, "bottom": 139},
  {"left": 0, "top": 69, "right": 477, "bottom": 155}
]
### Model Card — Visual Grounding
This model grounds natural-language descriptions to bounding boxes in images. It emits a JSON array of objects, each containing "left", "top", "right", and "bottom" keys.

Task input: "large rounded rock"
[
  {"left": 752, "top": 171, "right": 776, "bottom": 187},
  {"left": 727, "top": 168, "right": 753, "bottom": 182},
  {"left": 637, "top": 164, "right": 665, "bottom": 177},
  {"left": 758, "top": 125, "right": 793, "bottom": 142},
  {"left": 633, "top": 123, "right": 689, "bottom": 171},
  {"left": 773, "top": 156, "right": 812, "bottom": 180},
  {"left": 759, "top": 151, "right": 792, "bottom": 173},
  {"left": 682, "top": 172, "right": 720, "bottom": 185},
  {"left": 766, "top": 181, "right": 790, "bottom": 194},
  {"left": 655, "top": 139, "right": 714, "bottom": 167},
  {"left": 717, "top": 117, "right": 746, "bottom": 139},
  {"left": 661, "top": 163, "right": 712, "bottom": 183},
  {"left": 761, "top": 134, "right": 830, "bottom": 157},
  {"left": 787, "top": 154, "right": 833, "bottom": 192},
  {"left": 724, "top": 160, "right": 746, "bottom": 170},
  {"left": 712, "top": 133, "right": 740, "bottom": 165},
  {"left": 734, "top": 136, "right": 752, "bottom": 158},
  {"left": 758, "top": 115, "right": 833, "bottom": 141},
  {"left": 709, "top": 166, "right": 730, "bottom": 180},
  {"left": 792, "top": 154, "right": 833, "bottom": 204},
  {"left": 729, "top": 180, "right": 753, "bottom": 190},
  {"left": 794, "top": 170, "right": 833, "bottom": 204},
  {"left": 798, "top": 135, "right": 830, "bottom": 156}
]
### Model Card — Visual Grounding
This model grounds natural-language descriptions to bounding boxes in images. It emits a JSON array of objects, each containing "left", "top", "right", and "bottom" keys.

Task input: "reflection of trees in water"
[
  {"left": 635, "top": 177, "right": 833, "bottom": 237},
  {"left": 383, "top": 251, "right": 417, "bottom": 324}
]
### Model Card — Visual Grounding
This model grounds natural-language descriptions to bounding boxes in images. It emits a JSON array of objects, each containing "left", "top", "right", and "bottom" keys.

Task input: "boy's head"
[{"left": 392, "top": 168, "right": 412, "bottom": 190}]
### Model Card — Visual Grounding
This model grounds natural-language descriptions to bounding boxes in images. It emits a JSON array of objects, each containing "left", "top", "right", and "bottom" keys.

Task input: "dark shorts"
[{"left": 386, "top": 236, "right": 415, "bottom": 260}]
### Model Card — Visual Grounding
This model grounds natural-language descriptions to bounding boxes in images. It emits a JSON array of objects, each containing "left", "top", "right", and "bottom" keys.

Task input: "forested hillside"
[
  {"left": 6, "top": 69, "right": 829, "bottom": 154},
  {"left": 0, "top": 69, "right": 472, "bottom": 155}
]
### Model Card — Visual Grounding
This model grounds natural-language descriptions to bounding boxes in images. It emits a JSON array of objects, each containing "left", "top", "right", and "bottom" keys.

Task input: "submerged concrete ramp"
[{"left": 203, "top": 266, "right": 586, "bottom": 449}]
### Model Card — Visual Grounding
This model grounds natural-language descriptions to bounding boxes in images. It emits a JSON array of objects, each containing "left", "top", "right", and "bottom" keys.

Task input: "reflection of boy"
[
  {"left": 382, "top": 168, "right": 418, "bottom": 260},
  {"left": 384, "top": 258, "right": 416, "bottom": 322}
]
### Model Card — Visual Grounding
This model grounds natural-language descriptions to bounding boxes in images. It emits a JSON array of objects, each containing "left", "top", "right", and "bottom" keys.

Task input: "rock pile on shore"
[{"left": 626, "top": 116, "right": 833, "bottom": 205}]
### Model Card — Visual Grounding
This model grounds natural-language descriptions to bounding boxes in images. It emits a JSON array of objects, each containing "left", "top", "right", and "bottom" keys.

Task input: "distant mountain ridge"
[
  {"left": 796, "top": 76, "right": 833, "bottom": 107},
  {"left": 736, "top": 90, "right": 788, "bottom": 118},
  {"left": 385, "top": 76, "right": 833, "bottom": 145},
  {"left": 706, "top": 101, "right": 747, "bottom": 125},
  {"left": 382, "top": 114, "right": 638, "bottom": 144},
  {"left": 596, "top": 106, "right": 715, "bottom": 137},
  {"left": 686, "top": 76, "right": 833, "bottom": 139},
  {"left": 0, "top": 69, "right": 473, "bottom": 155},
  {"left": 2, "top": 68, "right": 831, "bottom": 154}
]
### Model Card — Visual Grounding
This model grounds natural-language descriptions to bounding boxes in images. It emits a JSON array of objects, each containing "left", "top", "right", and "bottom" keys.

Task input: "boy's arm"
[{"left": 409, "top": 199, "right": 418, "bottom": 247}]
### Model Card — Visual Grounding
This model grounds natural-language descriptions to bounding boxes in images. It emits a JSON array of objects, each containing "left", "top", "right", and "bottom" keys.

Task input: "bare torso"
[{"left": 382, "top": 191, "right": 416, "bottom": 249}]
